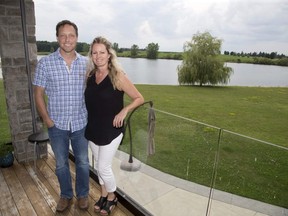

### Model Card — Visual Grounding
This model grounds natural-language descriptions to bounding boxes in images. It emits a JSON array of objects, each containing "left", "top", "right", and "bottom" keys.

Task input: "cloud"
[
  {"left": 138, "top": 21, "right": 153, "bottom": 38},
  {"left": 35, "top": 0, "right": 288, "bottom": 55}
]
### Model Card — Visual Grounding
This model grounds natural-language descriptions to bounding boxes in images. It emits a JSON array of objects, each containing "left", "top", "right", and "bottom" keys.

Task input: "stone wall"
[{"left": 0, "top": 0, "right": 40, "bottom": 162}]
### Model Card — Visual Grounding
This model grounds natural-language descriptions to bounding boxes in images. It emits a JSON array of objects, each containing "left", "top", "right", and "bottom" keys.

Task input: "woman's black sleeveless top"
[{"left": 85, "top": 74, "right": 124, "bottom": 145}]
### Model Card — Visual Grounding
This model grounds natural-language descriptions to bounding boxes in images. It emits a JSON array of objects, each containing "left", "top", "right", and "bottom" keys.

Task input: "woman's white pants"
[{"left": 89, "top": 133, "right": 123, "bottom": 193}]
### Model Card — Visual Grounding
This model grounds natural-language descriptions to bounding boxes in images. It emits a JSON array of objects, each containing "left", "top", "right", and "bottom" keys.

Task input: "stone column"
[{"left": 0, "top": 0, "right": 39, "bottom": 162}]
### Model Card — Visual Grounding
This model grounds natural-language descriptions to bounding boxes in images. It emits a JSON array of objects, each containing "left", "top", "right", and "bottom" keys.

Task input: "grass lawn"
[
  {"left": 0, "top": 81, "right": 11, "bottom": 142},
  {"left": 135, "top": 85, "right": 288, "bottom": 146}
]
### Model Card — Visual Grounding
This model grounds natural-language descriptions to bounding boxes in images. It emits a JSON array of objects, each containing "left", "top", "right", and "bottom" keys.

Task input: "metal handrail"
[{"left": 121, "top": 100, "right": 154, "bottom": 164}]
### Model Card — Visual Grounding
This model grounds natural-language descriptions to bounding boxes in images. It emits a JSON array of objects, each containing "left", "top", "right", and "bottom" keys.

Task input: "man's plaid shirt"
[{"left": 33, "top": 49, "right": 87, "bottom": 132}]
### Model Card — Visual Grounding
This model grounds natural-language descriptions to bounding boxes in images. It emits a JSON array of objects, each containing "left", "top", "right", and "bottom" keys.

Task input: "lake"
[
  {"left": 1, "top": 57, "right": 288, "bottom": 87},
  {"left": 118, "top": 57, "right": 288, "bottom": 87}
]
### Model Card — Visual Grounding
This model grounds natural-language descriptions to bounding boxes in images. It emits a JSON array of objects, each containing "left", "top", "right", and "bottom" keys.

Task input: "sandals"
[
  {"left": 94, "top": 196, "right": 107, "bottom": 213},
  {"left": 100, "top": 196, "right": 118, "bottom": 216}
]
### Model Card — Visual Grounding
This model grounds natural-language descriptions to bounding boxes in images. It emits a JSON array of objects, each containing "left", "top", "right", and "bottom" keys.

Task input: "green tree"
[
  {"left": 130, "top": 44, "right": 139, "bottom": 57},
  {"left": 112, "top": 43, "right": 119, "bottom": 53},
  {"left": 146, "top": 42, "right": 159, "bottom": 59},
  {"left": 36, "top": 41, "right": 51, "bottom": 52},
  {"left": 51, "top": 41, "right": 59, "bottom": 52},
  {"left": 83, "top": 43, "right": 90, "bottom": 53},
  {"left": 76, "top": 43, "right": 83, "bottom": 52},
  {"left": 177, "top": 31, "right": 233, "bottom": 86}
]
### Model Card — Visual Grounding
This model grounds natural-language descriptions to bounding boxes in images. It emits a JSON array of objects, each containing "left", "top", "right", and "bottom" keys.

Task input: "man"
[{"left": 33, "top": 20, "right": 89, "bottom": 212}]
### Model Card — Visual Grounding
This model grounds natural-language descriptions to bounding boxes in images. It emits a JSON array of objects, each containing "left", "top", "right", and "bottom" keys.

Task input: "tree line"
[
  {"left": 37, "top": 41, "right": 287, "bottom": 59},
  {"left": 223, "top": 51, "right": 286, "bottom": 59},
  {"left": 37, "top": 38, "right": 288, "bottom": 68},
  {"left": 36, "top": 41, "right": 159, "bottom": 59}
]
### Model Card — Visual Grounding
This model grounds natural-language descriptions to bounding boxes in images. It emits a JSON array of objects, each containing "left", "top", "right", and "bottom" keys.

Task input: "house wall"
[{"left": 0, "top": 0, "right": 40, "bottom": 162}]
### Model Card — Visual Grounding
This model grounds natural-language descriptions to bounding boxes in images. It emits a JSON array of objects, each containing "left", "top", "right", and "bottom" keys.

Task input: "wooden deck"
[{"left": 0, "top": 147, "right": 133, "bottom": 216}]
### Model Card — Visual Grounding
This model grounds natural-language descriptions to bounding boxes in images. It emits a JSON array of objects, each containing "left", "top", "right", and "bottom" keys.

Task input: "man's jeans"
[{"left": 48, "top": 126, "right": 89, "bottom": 199}]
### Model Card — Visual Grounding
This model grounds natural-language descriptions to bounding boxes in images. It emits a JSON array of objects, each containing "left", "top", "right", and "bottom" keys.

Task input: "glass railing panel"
[
  {"left": 210, "top": 130, "right": 288, "bottom": 215},
  {"left": 118, "top": 104, "right": 221, "bottom": 214}
]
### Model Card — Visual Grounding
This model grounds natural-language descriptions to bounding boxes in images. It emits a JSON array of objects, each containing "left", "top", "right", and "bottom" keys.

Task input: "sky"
[{"left": 34, "top": 0, "right": 288, "bottom": 55}]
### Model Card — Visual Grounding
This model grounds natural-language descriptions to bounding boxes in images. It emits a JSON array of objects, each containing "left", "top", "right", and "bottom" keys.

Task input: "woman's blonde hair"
[{"left": 86, "top": 36, "right": 123, "bottom": 89}]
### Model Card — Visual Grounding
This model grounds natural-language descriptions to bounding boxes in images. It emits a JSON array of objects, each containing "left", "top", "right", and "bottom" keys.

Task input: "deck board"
[
  {"left": 2, "top": 164, "right": 37, "bottom": 216},
  {"left": 32, "top": 161, "right": 65, "bottom": 212},
  {"left": 14, "top": 160, "right": 54, "bottom": 215},
  {"left": 0, "top": 169, "right": 19, "bottom": 216},
  {"left": 0, "top": 146, "right": 133, "bottom": 216}
]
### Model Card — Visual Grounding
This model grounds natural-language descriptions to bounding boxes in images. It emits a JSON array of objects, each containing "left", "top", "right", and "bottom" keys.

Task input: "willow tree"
[{"left": 177, "top": 32, "right": 233, "bottom": 86}]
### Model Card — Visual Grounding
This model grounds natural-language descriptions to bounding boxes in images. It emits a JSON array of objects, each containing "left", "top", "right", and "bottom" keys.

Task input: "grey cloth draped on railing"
[{"left": 147, "top": 104, "right": 156, "bottom": 155}]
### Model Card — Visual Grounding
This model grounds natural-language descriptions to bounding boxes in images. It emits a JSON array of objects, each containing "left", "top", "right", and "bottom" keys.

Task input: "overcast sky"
[{"left": 34, "top": 0, "right": 288, "bottom": 55}]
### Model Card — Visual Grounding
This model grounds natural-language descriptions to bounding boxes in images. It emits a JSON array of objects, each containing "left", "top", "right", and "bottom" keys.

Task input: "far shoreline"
[{"left": 36, "top": 51, "right": 288, "bottom": 67}]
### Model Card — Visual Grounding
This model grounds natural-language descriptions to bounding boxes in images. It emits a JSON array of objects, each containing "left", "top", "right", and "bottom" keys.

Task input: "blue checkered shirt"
[{"left": 33, "top": 49, "right": 88, "bottom": 132}]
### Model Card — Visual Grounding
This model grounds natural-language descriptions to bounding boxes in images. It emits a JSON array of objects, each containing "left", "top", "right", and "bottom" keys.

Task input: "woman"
[{"left": 85, "top": 36, "right": 144, "bottom": 215}]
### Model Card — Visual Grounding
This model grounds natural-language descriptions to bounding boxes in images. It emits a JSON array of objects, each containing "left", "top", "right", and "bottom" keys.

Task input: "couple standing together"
[{"left": 33, "top": 20, "right": 144, "bottom": 215}]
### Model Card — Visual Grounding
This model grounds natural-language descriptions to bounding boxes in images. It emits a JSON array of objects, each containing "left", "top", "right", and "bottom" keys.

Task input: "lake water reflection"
[
  {"left": 118, "top": 57, "right": 288, "bottom": 87},
  {"left": 1, "top": 57, "right": 287, "bottom": 87},
  {"left": 225, "top": 63, "right": 288, "bottom": 87}
]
